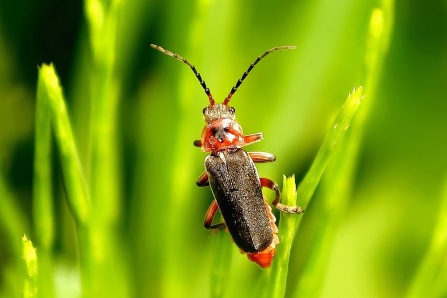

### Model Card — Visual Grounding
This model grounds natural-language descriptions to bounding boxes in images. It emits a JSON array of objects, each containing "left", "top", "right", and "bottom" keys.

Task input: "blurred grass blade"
[
  {"left": 34, "top": 72, "right": 54, "bottom": 248},
  {"left": 0, "top": 172, "right": 28, "bottom": 298},
  {"left": 85, "top": 0, "right": 121, "bottom": 221},
  {"left": 37, "top": 64, "right": 90, "bottom": 224},
  {"left": 364, "top": 3, "right": 394, "bottom": 99},
  {"left": 34, "top": 77, "right": 54, "bottom": 247},
  {"left": 0, "top": 172, "right": 28, "bottom": 257},
  {"left": 34, "top": 67, "right": 56, "bottom": 298},
  {"left": 84, "top": 0, "right": 133, "bottom": 297},
  {"left": 406, "top": 174, "right": 447, "bottom": 298},
  {"left": 210, "top": 227, "right": 233, "bottom": 298},
  {"left": 22, "top": 235, "right": 38, "bottom": 298}
]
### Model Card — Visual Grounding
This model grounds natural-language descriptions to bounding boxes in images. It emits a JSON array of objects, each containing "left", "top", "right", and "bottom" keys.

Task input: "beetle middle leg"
[
  {"left": 260, "top": 178, "right": 304, "bottom": 214},
  {"left": 197, "top": 172, "right": 226, "bottom": 231},
  {"left": 204, "top": 199, "right": 226, "bottom": 231},
  {"left": 249, "top": 151, "right": 276, "bottom": 163},
  {"left": 196, "top": 171, "right": 210, "bottom": 186}
]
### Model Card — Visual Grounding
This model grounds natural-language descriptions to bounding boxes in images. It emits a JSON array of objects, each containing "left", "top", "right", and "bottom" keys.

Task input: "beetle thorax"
[
  {"left": 203, "top": 103, "right": 235, "bottom": 123},
  {"left": 199, "top": 117, "right": 245, "bottom": 152}
]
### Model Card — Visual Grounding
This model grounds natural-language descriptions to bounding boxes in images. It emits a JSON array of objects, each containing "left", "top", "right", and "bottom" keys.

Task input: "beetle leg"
[
  {"left": 260, "top": 177, "right": 304, "bottom": 214},
  {"left": 249, "top": 152, "right": 276, "bottom": 163},
  {"left": 193, "top": 140, "right": 202, "bottom": 147},
  {"left": 204, "top": 200, "right": 226, "bottom": 231},
  {"left": 199, "top": 173, "right": 225, "bottom": 230},
  {"left": 196, "top": 171, "right": 209, "bottom": 186},
  {"left": 243, "top": 133, "right": 263, "bottom": 146}
]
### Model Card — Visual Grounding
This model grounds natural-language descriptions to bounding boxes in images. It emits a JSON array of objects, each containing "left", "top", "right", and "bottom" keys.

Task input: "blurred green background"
[{"left": 1, "top": 0, "right": 447, "bottom": 297}]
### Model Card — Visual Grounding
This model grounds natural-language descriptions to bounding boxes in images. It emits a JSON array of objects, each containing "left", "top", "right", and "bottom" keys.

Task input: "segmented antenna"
[
  {"left": 223, "top": 45, "right": 296, "bottom": 105},
  {"left": 151, "top": 44, "right": 215, "bottom": 105}
]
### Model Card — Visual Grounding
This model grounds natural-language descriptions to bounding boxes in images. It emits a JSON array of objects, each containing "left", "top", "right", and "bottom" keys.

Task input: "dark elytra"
[{"left": 205, "top": 148, "right": 273, "bottom": 253}]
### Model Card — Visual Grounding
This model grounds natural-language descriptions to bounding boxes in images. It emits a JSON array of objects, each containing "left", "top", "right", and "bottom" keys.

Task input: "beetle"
[{"left": 151, "top": 44, "right": 304, "bottom": 267}]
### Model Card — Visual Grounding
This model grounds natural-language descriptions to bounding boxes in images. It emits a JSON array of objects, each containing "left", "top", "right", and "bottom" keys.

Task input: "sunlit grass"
[
  {"left": 267, "top": 86, "right": 363, "bottom": 298},
  {"left": 407, "top": 174, "right": 447, "bottom": 298},
  {"left": 22, "top": 2, "right": 382, "bottom": 297},
  {"left": 1, "top": 0, "right": 447, "bottom": 297},
  {"left": 291, "top": 2, "right": 393, "bottom": 297},
  {"left": 21, "top": 235, "right": 37, "bottom": 298}
]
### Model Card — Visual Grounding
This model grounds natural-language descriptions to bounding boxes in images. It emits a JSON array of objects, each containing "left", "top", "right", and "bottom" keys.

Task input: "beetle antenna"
[
  {"left": 151, "top": 44, "right": 215, "bottom": 105},
  {"left": 223, "top": 45, "right": 296, "bottom": 105}
]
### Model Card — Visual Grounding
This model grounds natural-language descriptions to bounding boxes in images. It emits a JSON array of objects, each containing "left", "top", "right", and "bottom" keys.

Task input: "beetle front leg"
[
  {"left": 193, "top": 140, "right": 202, "bottom": 147},
  {"left": 260, "top": 178, "right": 304, "bottom": 214},
  {"left": 243, "top": 133, "right": 263, "bottom": 146},
  {"left": 204, "top": 200, "right": 226, "bottom": 231}
]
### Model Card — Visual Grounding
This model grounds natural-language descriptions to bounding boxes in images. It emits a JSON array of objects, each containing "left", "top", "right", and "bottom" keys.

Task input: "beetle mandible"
[{"left": 151, "top": 44, "right": 304, "bottom": 268}]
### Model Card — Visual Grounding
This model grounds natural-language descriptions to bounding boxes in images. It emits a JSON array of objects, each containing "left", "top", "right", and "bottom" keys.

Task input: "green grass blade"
[
  {"left": 293, "top": 132, "right": 359, "bottom": 297},
  {"left": 364, "top": 3, "right": 394, "bottom": 102},
  {"left": 293, "top": 3, "right": 394, "bottom": 296},
  {"left": 34, "top": 67, "right": 55, "bottom": 298},
  {"left": 0, "top": 173, "right": 28, "bottom": 258},
  {"left": 267, "top": 87, "right": 362, "bottom": 298},
  {"left": 267, "top": 175, "right": 299, "bottom": 298},
  {"left": 21, "top": 235, "right": 38, "bottom": 298},
  {"left": 210, "top": 227, "right": 233, "bottom": 298},
  {"left": 296, "top": 87, "right": 363, "bottom": 212},
  {"left": 267, "top": 87, "right": 363, "bottom": 297},
  {"left": 38, "top": 63, "right": 131, "bottom": 297},
  {"left": 406, "top": 174, "right": 447, "bottom": 298},
  {"left": 84, "top": 0, "right": 121, "bottom": 222},
  {"left": 34, "top": 75, "right": 54, "bottom": 247},
  {"left": 0, "top": 170, "right": 27, "bottom": 298},
  {"left": 82, "top": 1, "right": 132, "bottom": 296},
  {"left": 37, "top": 64, "right": 90, "bottom": 224}
]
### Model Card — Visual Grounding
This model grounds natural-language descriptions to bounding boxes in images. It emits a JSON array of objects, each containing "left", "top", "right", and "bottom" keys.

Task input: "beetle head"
[{"left": 202, "top": 103, "right": 235, "bottom": 123}]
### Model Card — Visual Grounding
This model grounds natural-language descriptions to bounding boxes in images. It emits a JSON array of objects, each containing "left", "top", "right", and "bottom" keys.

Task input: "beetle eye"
[
  {"left": 202, "top": 107, "right": 207, "bottom": 114},
  {"left": 229, "top": 107, "right": 235, "bottom": 115}
]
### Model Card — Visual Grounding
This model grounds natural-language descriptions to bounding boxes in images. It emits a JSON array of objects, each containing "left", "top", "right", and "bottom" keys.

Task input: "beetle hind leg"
[{"left": 260, "top": 177, "right": 304, "bottom": 214}]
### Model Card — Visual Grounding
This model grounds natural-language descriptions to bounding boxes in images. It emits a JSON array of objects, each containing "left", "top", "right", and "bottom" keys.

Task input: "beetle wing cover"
[{"left": 205, "top": 149, "right": 273, "bottom": 253}]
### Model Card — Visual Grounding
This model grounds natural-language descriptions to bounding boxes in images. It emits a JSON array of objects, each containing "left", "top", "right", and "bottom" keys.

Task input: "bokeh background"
[{"left": 1, "top": 0, "right": 447, "bottom": 297}]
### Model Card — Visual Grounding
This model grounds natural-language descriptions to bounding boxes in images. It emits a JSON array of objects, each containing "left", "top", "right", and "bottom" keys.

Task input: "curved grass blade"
[{"left": 267, "top": 87, "right": 363, "bottom": 298}]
